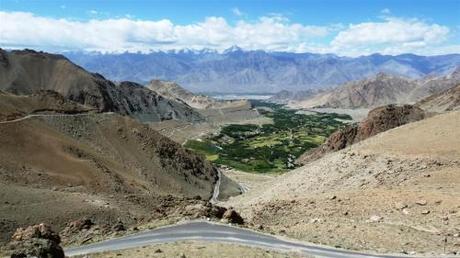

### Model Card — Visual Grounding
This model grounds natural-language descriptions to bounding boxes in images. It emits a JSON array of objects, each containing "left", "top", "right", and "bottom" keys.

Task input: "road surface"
[
  {"left": 65, "top": 221, "right": 417, "bottom": 258},
  {"left": 0, "top": 112, "right": 112, "bottom": 124}
]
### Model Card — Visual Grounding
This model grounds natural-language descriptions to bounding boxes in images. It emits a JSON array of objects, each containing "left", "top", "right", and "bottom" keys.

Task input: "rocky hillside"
[
  {"left": 225, "top": 111, "right": 460, "bottom": 255},
  {"left": 0, "top": 91, "right": 243, "bottom": 248},
  {"left": 416, "top": 84, "right": 460, "bottom": 113},
  {"left": 289, "top": 68, "right": 460, "bottom": 109},
  {"left": 66, "top": 49, "right": 460, "bottom": 93},
  {"left": 116, "top": 81, "right": 203, "bottom": 122},
  {"left": 414, "top": 67, "right": 460, "bottom": 98},
  {"left": 292, "top": 73, "right": 418, "bottom": 109},
  {"left": 297, "top": 104, "right": 425, "bottom": 164},
  {"left": 0, "top": 49, "right": 203, "bottom": 122},
  {"left": 147, "top": 80, "right": 250, "bottom": 110}
]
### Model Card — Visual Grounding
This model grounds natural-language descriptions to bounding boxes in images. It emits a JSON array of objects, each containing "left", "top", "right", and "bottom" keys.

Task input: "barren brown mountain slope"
[
  {"left": 289, "top": 70, "right": 460, "bottom": 109},
  {"left": 0, "top": 96, "right": 240, "bottom": 247},
  {"left": 416, "top": 84, "right": 460, "bottom": 113},
  {"left": 225, "top": 111, "right": 460, "bottom": 255},
  {"left": 290, "top": 73, "right": 418, "bottom": 109},
  {"left": 414, "top": 67, "right": 460, "bottom": 99},
  {"left": 0, "top": 49, "right": 202, "bottom": 122}
]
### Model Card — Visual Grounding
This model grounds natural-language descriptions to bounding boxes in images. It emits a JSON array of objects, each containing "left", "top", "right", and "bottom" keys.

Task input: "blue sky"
[{"left": 0, "top": 0, "right": 459, "bottom": 56}]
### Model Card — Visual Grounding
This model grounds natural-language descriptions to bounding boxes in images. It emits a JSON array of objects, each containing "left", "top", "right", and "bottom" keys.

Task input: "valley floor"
[{"left": 149, "top": 106, "right": 272, "bottom": 144}]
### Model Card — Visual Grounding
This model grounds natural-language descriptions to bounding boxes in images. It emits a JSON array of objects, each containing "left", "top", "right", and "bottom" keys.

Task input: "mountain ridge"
[
  {"left": 147, "top": 80, "right": 251, "bottom": 110},
  {"left": 288, "top": 69, "right": 460, "bottom": 109},
  {"left": 64, "top": 49, "right": 460, "bottom": 93}
]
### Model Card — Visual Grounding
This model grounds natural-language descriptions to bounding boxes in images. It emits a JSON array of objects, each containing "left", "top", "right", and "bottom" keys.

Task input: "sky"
[{"left": 0, "top": 0, "right": 459, "bottom": 56}]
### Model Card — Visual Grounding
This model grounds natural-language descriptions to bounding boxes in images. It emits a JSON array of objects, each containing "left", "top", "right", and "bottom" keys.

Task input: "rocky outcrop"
[
  {"left": 0, "top": 49, "right": 203, "bottom": 123},
  {"left": 7, "top": 223, "right": 64, "bottom": 258},
  {"left": 297, "top": 104, "right": 425, "bottom": 164},
  {"left": 222, "top": 208, "right": 244, "bottom": 224},
  {"left": 354, "top": 104, "right": 426, "bottom": 141}
]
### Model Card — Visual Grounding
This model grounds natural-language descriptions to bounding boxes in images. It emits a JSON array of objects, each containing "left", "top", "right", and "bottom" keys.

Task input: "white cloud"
[
  {"left": 330, "top": 17, "right": 452, "bottom": 56},
  {"left": 0, "top": 11, "right": 457, "bottom": 56},
  {"left": 0, "top": 11, "right": 331, "bottom": 53},
  {"left": 232, "top": 8, "right": 243, "bottom": 16}
]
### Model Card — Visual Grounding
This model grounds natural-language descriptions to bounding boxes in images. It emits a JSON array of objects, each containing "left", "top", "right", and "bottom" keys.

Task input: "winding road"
[
  {"left": 0, "top": 112, "right": 112, "bottom": 124},
  {"left": 64, "top": 220, "right": 418, "bottom": 258}
]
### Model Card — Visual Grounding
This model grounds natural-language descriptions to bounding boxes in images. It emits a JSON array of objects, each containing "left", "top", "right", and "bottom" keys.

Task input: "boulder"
[
  {"left": 416, "top": 199, "right": 428, "bottom": 206},
  {"left": 11, "top": 223, "right": 60, "bottom": 243},
  {"left": 8, "top": 223, "right": 64, "bottom": 258},
  {"left": 112, "top": 221, "right": 126, "bottom": 232},
  {"left": 182, "top": 202, "right": 226, "bottom": 219},
  {"left": 64, "top": 218, "right": 94, "bottom": 232},
  {"left": 222, "top": 208, "right": 244, "bottom": 224}
]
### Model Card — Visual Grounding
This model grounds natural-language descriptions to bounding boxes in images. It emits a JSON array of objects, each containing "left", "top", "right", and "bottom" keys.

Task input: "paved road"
[
  {"left": 65, "top": 221, "right": 417, "bottom": 258},
  {"left": 0, "top": 112, "right": 112, "bottom": 124}
]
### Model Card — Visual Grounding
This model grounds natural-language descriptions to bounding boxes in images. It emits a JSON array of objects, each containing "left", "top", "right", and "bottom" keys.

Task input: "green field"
[{"left": 185, "top": 101, "right": 352, "bottom": 173}]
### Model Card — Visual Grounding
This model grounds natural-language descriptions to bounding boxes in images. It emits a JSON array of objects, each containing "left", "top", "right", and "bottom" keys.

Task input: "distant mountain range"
[{"left": 65, "top": 47, "right": 460, "bottom": 93}]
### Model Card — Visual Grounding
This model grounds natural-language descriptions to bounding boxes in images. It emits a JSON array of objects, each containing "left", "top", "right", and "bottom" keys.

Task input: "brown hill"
[
  {"left": 290, "top": 70, "right": 460, "bottom": 109},
  {"left": 292, "top": 73, "right": 418, "bottom": 108},
  {"left": 297, "top": 104, "right": 425, "bottom": 164},
  {"left": 147, "top": 80, "right": 250, "bottom": 110},
  {"left": 414, "top": 67, "right": 460, "bottom": 98},
  {"left": 0, "top": 49, "right": 202, "bottom": 122},
  {"left": 416, "top": 84, "right": 460, "bottom": 113},
  {"left": 0, "top": 90, "right": 94, "bottom": 122},
  {"left": 0, "top": 92, "right": 243, "bottom": 246}
]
